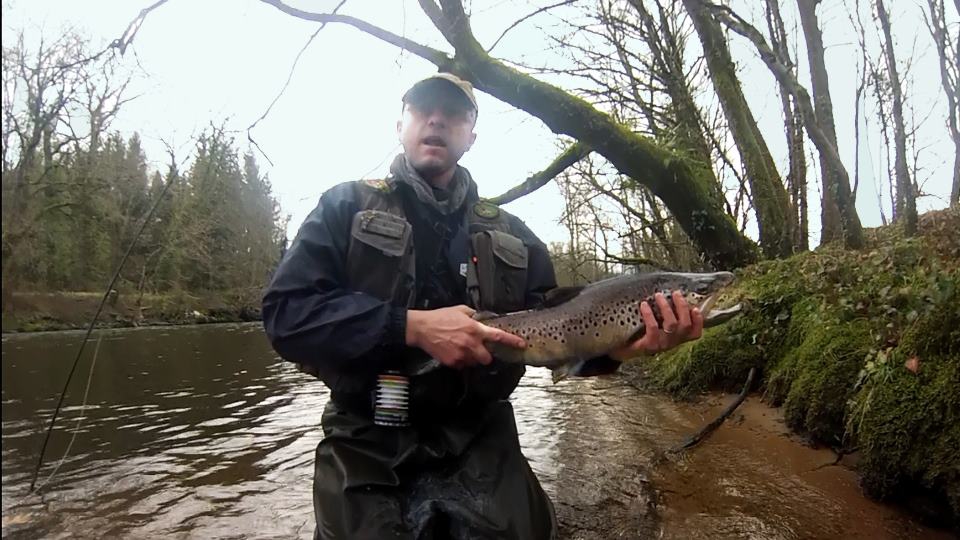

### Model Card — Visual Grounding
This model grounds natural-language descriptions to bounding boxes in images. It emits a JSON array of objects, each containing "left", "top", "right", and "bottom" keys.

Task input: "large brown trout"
[{"left": 479, "top": 271, "right": 742, "bottom": 381}]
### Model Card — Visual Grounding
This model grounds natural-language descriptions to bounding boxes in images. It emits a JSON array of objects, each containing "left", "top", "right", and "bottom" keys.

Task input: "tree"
[
  {"left": 794, "top": 0, "right": 864, "bottom": 247},
  {"left": 123, "top": 0, "right": 759, "bottom": 269},
  {"left": 765, "top": 0, "right": 808, "bottom": 250},
  {"left": 683, "top": 0, "right": 794, "bottom": 257},
  {"left": 705, "top": 1, "right": 864, "bottom": 248},
  {"left": 1, "top": 30, "right": 131, "bottom": 303},
  {"left": 922, "top": 0, "right": 960, "bottom": 207},
  {"left": 874, "top": 0, "right": 917, "bottom": 234}
]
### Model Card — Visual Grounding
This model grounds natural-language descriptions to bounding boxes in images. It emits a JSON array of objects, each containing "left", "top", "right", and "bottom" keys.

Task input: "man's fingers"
[
  {"left": 480, "top": 324, "right": 526, "bottom": 349},
  {"left": 673, "top": 291, "right": 692, "bottom": 332},
  {"left": 638, "top": 301, "right": 661, "bottom": 352},
  {"left": 689, "top": 307, "right": 704, "bottom": 340},
  {"left": 655, "top": 292, "right": 678, "bottom": 334},
  {"left": 639, "top": 300, "right": 659, "bottom": 331},
  {"left": 471, "top": 343, "right": 493, "bottom": 365}
]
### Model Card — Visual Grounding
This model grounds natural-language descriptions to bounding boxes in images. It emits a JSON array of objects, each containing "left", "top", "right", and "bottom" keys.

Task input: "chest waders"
[{"left": 309, "top": 176, "right": 558, "bottom": 540}]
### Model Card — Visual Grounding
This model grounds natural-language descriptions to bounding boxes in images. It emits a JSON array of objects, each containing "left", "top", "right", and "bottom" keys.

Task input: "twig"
[
  {"left": 670, "top": 366, "right": 756, "bottom": 453},
  {"left": 485, "top": 0, "right": 577, "bottom": 53},
  {"left": 247, "top": 0, "right": 348, "bottom": 166}
]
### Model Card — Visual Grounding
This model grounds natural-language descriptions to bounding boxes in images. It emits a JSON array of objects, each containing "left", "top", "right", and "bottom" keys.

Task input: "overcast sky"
[{"left": 4, "top": 0, "right": 957, "bottom": 248}]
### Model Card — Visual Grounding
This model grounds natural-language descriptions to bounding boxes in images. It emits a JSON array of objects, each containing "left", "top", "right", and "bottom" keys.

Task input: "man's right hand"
[{"left": 405, "top": 305, "right": 526, "bottom": 369}]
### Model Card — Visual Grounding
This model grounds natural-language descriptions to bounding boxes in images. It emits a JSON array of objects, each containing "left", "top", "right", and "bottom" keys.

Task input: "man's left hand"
[{"left": 609, "top": 290, "right": 704, "bottom": 362}]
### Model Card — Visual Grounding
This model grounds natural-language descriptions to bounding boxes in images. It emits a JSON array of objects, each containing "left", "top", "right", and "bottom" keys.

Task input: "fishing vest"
[
  {"left": 346, "top": 176, "right": 530, "bottom": 313},
  {"left": 305, "top": 176, "right": 531, "bottom": 412}
]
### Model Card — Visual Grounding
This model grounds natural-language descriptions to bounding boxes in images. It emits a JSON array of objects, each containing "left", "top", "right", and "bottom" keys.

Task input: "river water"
[{"left": 1, "top": 323, "right": 944, "bottom": 539}]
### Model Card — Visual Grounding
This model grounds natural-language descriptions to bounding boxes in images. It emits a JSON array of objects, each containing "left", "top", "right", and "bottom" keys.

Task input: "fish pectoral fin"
[
  {"left": 472, "top": 310, "right": 501, "bottom": 322},
  {"left": 551, "top": 360, "right": 588, "bottom": 383},
  {"left": 541, "top": 286, "right": 586, "bottom": 308}
]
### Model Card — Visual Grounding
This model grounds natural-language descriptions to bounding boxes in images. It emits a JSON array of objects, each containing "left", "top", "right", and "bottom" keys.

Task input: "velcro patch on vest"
[
  {"left": 361, "top": 213, "right": 405, "bottom": 239},
  {"left": 361, "top": 179, "right": 391, "bottom": 192},
  {"left": 473, "top": 201, "right": 500, "bottom": 219}
]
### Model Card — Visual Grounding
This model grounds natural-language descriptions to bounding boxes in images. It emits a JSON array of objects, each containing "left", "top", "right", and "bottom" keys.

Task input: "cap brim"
[{"left": 402, "top": 78, "right": 477, "bottom": 112}]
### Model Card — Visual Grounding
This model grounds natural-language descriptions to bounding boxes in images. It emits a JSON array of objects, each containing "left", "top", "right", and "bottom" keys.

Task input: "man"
[{"left": 262, "top": 72, "right": 703, "bottom": 539}]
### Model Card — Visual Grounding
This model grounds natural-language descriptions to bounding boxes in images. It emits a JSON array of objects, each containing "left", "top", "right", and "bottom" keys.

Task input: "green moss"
[
  {"left": 764, "top": 297, "right": 820, "bottom": 405},
  {"left": 644, "top": 208, "right": 960, "bottom": 520},
  {"left": 850, "top": 288, "right": 960, "bottom": 513},
  {"left": 781, "top": 317, "right": 872, "bottom": 443}
]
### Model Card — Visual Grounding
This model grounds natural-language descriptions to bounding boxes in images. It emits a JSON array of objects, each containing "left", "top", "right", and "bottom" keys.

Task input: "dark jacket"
[{"left": 262, "top": 157, "right": 560, "bottom": 408}]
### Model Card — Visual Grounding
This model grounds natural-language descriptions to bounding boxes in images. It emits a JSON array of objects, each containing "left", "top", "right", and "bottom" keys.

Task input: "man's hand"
[
  {"left": 609, "top": 291, "right": 704, "bottom": 362},
  {"left": 406, "top": 305, "right": 526, "bottom": 369}
]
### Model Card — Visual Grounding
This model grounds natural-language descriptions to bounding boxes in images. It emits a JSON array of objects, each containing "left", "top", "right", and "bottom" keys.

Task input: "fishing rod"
[{"left": 28, "top": 170, "right": 177, "bottom": 493}]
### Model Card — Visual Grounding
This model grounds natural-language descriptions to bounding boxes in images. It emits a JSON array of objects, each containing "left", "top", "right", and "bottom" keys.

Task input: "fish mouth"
[
  {"left": 683, "top": 272, "right": 737, "bottom": 319},
  {"left": 701, "top": 301, "right": 743, "bottom": 327}
]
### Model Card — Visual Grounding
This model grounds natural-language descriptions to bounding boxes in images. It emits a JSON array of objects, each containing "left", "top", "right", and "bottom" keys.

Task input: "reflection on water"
[
  {"left": 1, "top": 323, "right": 944, "bottom": 539},
  {"left": 2, "top": 324, "right": 323, "bottom": 539}
]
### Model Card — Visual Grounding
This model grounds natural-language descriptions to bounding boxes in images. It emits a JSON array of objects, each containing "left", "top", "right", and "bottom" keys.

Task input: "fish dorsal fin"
[{"left": 542, "top": 286, "right": 586, "bottom": 308}]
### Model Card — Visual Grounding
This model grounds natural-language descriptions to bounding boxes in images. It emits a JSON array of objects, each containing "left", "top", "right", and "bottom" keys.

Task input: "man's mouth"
[{"left": 422, "top": 135, "right": 447, "bottom": 147}]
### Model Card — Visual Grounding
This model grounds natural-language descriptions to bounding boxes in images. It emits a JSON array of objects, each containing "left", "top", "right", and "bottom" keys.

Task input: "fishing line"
[
  {"left": 34, "top": 334, "right": 103, "bottom": 492},
  {"left": 29, "top": 170, "right": 177, "bottom": 493}
]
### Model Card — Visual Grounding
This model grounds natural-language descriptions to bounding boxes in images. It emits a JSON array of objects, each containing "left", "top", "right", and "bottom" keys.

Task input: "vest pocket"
[
  {"left": 471, "top": 230, "right": 529, "bottom": 312},
  {"left": 347, "top": 210, "right": 413, "bottom": 302}
]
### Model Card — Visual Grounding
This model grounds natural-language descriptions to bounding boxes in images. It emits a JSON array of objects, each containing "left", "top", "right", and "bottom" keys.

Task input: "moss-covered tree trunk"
[
  {"left": 684, "top": 0, "right": 794, "bottom": 258},
  {"left": 466, "top": 60, "right": 755, "bottom": 268},
  {"left": 430, "top": 1, "right": 757, "bottom": 269}
]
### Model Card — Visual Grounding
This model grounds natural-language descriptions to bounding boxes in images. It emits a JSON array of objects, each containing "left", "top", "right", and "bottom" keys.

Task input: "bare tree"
[
  {"left": 922, "top": 0, "right": 960, "bottom": 207},
  {"left": 794, "top": 0, "right": 864, "bottom": 247},
  {"left": 1, "top": 31, "right": 130, "bottom": 306},
  {"left": 875, "top": 0, "right": 917, "bottom": 234},
  {"left": 683, "top": 0, "right": 794, "bottom": 258},
  {"left": 765, "top": 0, "right": 809, "bottom": 249},
  {"left": 706, "top": 1, "right": 864, "bottom": 248}
]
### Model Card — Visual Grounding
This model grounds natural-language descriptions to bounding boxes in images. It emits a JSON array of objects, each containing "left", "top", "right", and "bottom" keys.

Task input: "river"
[{"left": 1, "top": 323, "right": 944, "bottom": 539}]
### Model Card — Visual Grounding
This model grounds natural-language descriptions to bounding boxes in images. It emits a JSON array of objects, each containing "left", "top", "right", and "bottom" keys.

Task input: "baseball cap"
[{"left": 402, "top": 72, "right": 478, "bottom": 113}]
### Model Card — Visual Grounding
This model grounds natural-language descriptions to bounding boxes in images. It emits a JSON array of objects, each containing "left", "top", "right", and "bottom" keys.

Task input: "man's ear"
[
  {"left": 396, "top": 119, "right": 403, "bottom": 138},
  {"left": 465, "top": 131, "right": 477, "bottom": 152}
]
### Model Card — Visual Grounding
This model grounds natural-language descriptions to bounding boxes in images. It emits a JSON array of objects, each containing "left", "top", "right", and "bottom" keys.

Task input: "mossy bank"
[{"left": 635, "top": 207, "right": 960, "bottom": 528}]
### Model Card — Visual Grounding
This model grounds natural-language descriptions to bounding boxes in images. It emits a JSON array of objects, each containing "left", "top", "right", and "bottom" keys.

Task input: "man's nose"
[{"left": 425, "top": 108, "right": 447, "bottom": 127}]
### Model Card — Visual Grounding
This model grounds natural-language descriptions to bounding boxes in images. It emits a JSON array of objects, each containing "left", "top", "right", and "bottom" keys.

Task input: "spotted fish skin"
[{"left": 481, "top": 272, "right": 737, "bottom": 378}]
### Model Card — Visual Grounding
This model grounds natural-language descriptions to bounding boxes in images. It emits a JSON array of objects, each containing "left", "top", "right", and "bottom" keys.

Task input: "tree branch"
[
  {"left": 486, "top": 141, "right": 591, "bottom": 205},
  {"left": 259, "top": 0, "right": 452, "bottom": 67}
]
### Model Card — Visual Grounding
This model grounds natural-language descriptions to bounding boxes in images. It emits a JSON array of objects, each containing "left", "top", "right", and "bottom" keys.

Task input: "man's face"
[{"left": 397, "top": 87, "right": 477, "bottom": 183}]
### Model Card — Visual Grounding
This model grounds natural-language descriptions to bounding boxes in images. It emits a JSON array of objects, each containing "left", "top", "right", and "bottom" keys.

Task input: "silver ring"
[{"left": 663, "top": 327, "right": 675, "bottom": 335}]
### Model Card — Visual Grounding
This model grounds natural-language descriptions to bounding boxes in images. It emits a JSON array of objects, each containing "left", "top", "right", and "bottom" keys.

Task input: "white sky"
[{"left": 3, "top": 0, "right": 957, "bottom": 248}]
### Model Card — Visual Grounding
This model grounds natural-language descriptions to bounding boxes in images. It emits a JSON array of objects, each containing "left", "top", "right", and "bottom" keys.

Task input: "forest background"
[{"left": 2, "top": 0, "right": 957, "bottom": 321}]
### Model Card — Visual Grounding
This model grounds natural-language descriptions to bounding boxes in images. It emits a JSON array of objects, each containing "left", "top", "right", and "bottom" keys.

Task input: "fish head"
[{"left": 647, "top": 271, "right": 736, "bottom": 314}]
